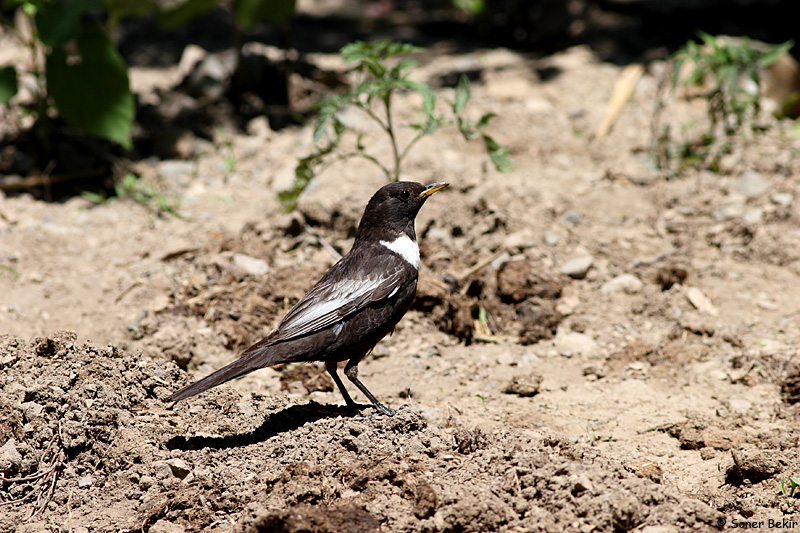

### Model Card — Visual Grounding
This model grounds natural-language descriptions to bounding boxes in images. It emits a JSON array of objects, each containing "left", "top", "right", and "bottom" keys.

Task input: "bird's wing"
[{"left": 270, "top": 256, "right": 410, "bottom": 343}]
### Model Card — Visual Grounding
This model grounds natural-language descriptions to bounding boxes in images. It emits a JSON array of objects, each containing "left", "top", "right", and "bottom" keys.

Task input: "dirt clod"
[{"left": 504, "top": 371, "right": 543, "bottom": 397}]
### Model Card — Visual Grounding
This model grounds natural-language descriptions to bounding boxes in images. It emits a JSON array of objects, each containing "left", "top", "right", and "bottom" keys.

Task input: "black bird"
[{"left": 165, "top": 181, "right": 448, "bottom": 415}]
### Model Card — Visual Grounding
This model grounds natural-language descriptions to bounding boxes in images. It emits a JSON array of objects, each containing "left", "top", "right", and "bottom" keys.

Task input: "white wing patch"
[{"left": 380, "top": 235, "right": 419, "bottom": 269}]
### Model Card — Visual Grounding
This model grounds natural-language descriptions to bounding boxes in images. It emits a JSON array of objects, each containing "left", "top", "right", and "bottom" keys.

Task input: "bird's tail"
[{"left": 164, "top": 345, "right": 278, "bottom": 402}]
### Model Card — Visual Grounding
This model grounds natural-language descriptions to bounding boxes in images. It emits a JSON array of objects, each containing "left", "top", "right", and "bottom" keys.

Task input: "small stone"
[
  {"left": 685, "top": 287, "right": 719, "bottom": 316},
  {"left": 0, "top": 439, "right": 23, "bottom": 475},
  {"left": 78, "top": 475, "right": 93, "bottom": 488},
  {"left": 157, "top": 160, "right": 196, "bottom": 187},
  {"left": 543, "top": 229, "right": 560, "bottom": 246},
  {"left": 232, "top": 253, "right": 269, "bottom": 276},
  {"left": 560, "top": 255, "right": 594, "bottom": 279},
  {"left": 570, "top": 473, "right": 595, "bottom": 494},
  {"left": 742, "top": 207, "right": 763, "bottom": 225},
  {"left": 601, "top": 274, "right": 643, "bottom": 294},
  {"left": 555, "top": 332, "right": 598, "bottom": 357},
  {"left": 20, "top": 401, "right": 44, "bottom": 421},
  {"left": 165, "top": 458, "right": 192, "bottom": 479},
  {"left": 503, "top": 371, "right": 543, "bottom": 397},
  {"left": 503, "top": 229, "right": 537, "bottom": 251},
  {"left": 770, "top": 192, "right": 793, "bottom": 207},
  {"left": 714, "top": 202, "right": 744, "bottom": 221},
  {"left": 562, "top": 210, "right": 583, "bottom": 225},
  {"left": 734, "top": 171, "right": 769, "bottom": 198},
  {"left": 139, "top": 475, "right": 156, "bottom": 490}
]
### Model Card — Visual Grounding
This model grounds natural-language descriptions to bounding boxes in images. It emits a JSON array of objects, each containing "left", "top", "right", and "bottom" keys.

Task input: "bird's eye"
[{"left": 399, "top": 189, "right": 411, "bottom": 201}]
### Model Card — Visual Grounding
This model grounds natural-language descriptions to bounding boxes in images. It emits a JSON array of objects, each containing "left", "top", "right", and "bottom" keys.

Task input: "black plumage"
[{"left": 164, "top": 181, "right": 448, "bottom": 415}]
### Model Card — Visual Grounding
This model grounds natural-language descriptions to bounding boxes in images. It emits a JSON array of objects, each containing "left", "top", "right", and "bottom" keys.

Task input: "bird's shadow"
[{"left": 165, "top": 401, "right": 364, "bottom": 451}]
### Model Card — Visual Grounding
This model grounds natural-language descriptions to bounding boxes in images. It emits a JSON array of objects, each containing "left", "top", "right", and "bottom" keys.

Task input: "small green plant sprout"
[
  {"left": 778, "top": 475, "right": 800, "bottom": 497},
  {"left": 673, "top": 32, "right": 794, "bottom": 136},
  {"left": 83, "top": 173, "right": 188, "bottom": 219},
  {"left": 279, "top": 40, "right": 511, "bottom": 209}
]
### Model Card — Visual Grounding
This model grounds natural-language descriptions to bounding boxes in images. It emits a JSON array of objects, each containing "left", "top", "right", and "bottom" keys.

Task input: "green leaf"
[
  {"left": 46, "top": 25, "right": 134, "bottom": 148},
  {"left": 476, "top": 112, "right": 495, "bottom": 130},
  {"left": 406, "top": 81, "right": 435, "bottom": 116},
  {"left": 483, "top": 134, "right": 511, "bottom": 172},
  {"left": 453, "top": 75, "right": 470, "bottom": 114},
  {"left": 157, "top": 0, "right": 217, "bottom": 29},
  {"left": 233, "top": 0, "right": 295, "bottom": 29},
  {"left": 35, "top": 0, "right": 103, "bottom": 48},
  {"left": 453, "top": 0, "right": 484, "bottom": 15},
  {"left": 0, "top": 66, "right": 18, "bottom": 105},
  {"left": 758, "top": 40, "right": 794, "bottom": 68}
]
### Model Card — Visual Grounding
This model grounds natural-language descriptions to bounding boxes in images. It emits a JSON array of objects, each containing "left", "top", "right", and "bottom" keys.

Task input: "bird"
[{"left": 165, "top": 181, "right": 449, "bottom": 415}]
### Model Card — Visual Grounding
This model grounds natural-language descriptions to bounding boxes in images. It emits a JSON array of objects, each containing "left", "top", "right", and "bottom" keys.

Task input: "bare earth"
[{"left": 2, "top": 44, "right": 800, "bottom": 532}]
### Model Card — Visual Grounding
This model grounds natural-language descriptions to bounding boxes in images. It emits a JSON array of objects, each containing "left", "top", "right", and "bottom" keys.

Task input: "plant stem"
[{"left": 382, "top": 93, "right": 402, "bottom": 181}]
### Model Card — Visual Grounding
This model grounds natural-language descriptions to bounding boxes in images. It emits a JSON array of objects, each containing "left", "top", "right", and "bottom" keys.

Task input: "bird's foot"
[{"left": 353, "top": 403, "right": 412, "bottom": 420}]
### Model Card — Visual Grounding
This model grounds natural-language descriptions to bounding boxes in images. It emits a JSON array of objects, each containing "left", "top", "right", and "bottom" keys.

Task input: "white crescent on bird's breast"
[{"left": 379, "top": 235, "right": 419, "bottom": 269}]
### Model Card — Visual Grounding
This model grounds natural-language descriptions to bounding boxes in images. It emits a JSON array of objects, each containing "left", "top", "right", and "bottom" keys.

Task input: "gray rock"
[
  {"left": 742, "top": 207, "right": 763, "bottom": 225},
  {"left": 714, "top": 202, "right": 744, "bottom": 221},
  {"left": 157, "top": 160, "right": 196, "bottom": 188},
  {"left": 770, "top": 192, "right": 793, "bottom": 207},
  {"left": 20, "top": 401, "right": 44, "bottom": 421},
  {"left": 543, "top": 229, "right": 560, "bottom": 246},
  {"left": 734, "top": 171, "right": 769, "bottom": 198},
  {"left": 555, "top": 332, "right": 598, "bottom": 357},
  {"left": 78, "top": 475, "right": 93, "bottom": 488},
  {"left": 232, "top": 253, "right": 269, "bottom": 276},
  {"left": 562, "top": 210, "right": 583, "bottom": 225},
  {"left": 503, "top": 228, "right": 536, "bottom": 251},
  {"left": 601, "top": 274, "right": 643, "bottom": 294},
  {"left": 0, "top": 439, "right": 22, "bottom": 475},
  {"left": 165, "top": 458, "right": 192, "bottom": 479},
  {"left": 685, "top": 287, "right": 719, "bottom": 316},
  {"left": 560, "top": 255, "right": 594, "bottom": 279}
]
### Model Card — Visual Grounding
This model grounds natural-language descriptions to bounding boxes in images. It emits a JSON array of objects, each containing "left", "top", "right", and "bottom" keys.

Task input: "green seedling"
[
  {"left": 280, "top": 40, "right": 511, "bottom": 209},
  {"left": 778, "top": 475, "right": 800, "bottom": 497}
]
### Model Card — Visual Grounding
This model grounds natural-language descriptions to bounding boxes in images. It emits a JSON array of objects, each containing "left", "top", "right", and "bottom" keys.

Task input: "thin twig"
[
  {"left": 456, "top": 248, "right": 506, "bottom": 281},
  {"left": 304, "top": 224, "right": 342, "bottom": 261}
]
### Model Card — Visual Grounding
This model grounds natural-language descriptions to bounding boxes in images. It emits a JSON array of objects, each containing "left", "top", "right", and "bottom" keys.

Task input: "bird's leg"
[
  {"left": 325, "top": 360, "right": 357, "bottom": 408},
  {"left": 344, "top": 361, "right": 396, "bottom": 416}
]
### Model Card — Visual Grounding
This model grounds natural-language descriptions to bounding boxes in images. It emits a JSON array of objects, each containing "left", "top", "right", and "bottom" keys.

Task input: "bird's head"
[{"left": 357, "top": 181, "right": 449, "bottom": 241}]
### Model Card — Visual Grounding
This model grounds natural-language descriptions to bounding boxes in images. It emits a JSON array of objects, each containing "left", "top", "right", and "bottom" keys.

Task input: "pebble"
[
  {"left": 742, "top": 207, "right": 763, "bottom": 225},
  {"left": 734, "top": 171, "right": 769, "bottom": 198},
  {"left": 600, "top": 274, "right": 643, "bottom": 294},
  {"left": 685, "top": 287, "right": 719, "bottom": 316},
  {"left": 543, "top": 229, "right": 560, "bottom": 246},
  {"left": 157, "top": 160, "right": 196, "bottom": 187},
  {"left": 503, "top": 228, "right": 537, "bottom": 251},
  {"left": 560, "top": 255, "right": 594, "bottom": 279},
  {"left": 232, "top": 253, "right": 269, "bottom": 276},
  {"left": 78, "top": 475, "right": 93, "bottom": 488},
  {"left": 165, "top": 458, "right": 192, "bottom": 479},
  {"left": 770, "top": 192, "right": 793, "bottom": 207},
  {"left": 0, "top": 439, "right": 22, "bottom": 475},
  {"left": 555, "top": 332, "right": 598, "bottom": 357},
  {"left": 562, "top": 210, "right": 583, "bottom": 225},
  {"left": 714, "top": 202, "right": 744, "bottom": 221},
  {"left": 20, "top": 401, "right": 44, "bottom": 421}
]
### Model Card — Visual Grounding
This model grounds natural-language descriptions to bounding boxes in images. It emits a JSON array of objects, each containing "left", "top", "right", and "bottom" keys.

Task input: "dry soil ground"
[{"left": 2, "top": 38, "right": 800, "bottom": 533}]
